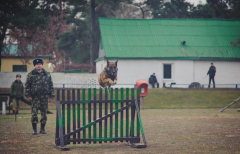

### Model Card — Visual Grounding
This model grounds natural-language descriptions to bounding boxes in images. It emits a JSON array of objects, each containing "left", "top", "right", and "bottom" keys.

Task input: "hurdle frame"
[{"left": 53, "top": 88, "right": 146, "bottom": 150}]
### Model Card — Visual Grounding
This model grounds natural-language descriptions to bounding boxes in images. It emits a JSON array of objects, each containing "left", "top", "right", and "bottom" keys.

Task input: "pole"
[
  {"left": 15, "top": 108, "right": 17, "bottom": 122},
  {"left": 141, "top": 97, "right": 144, "bottom": 110},
  {"left": 2, "top": 102, "right": 6, "bottom": 115},
  {"left": 134, "top": 100, "right": 147, "bottom": 146}
]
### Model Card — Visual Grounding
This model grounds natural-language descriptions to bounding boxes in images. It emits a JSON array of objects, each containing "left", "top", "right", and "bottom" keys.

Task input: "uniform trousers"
[{"left": 31, "top": 95, "right": 48, "bottom": 124}]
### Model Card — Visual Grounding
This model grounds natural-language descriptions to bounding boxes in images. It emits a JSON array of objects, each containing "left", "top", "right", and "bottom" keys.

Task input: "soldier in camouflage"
[
  {"left": 25, "top": 58, "right": 55, "bottom": 135},
  {"left": 10, "top": 74, "right": 24, "bottom": 114}
]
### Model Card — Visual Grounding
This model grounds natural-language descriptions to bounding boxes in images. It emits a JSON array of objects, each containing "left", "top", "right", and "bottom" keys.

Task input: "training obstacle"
[
  {"left": 54, "top": 88, "right": 147, "bottom": 150},
  {"left": 220, "top": 97, "right": 240, "bottom": 112}
]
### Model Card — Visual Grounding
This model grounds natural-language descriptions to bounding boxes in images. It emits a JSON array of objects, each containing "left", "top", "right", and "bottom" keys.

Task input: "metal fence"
[{"left": 169, "top": 83, "right": 240, "bottom": 89}]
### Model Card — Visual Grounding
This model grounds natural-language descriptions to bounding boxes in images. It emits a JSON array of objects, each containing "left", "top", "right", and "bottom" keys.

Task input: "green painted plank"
[
  {"left": 67, "top": 107, "right": 70, "bottom": 125},
  {"left": 137, "top": 88, "right": 140, "bottom": 136},
  {"left": 131, "top": 88, "right": 135, "bottom": 136},
  {"left": 115, "top": 88, "right": 118, "bottom": 138},
  {"left": 120, "top": 88, "right": 124, "bottom": 138},
  {"left": 104, "top": 88, "right": 108, "bottom": 142},
  {"left": 110, "top": 88, "right": 113, "bottom": 140},
  {"left": 93, "top": 88, "right": 97, "bottom": 142},
  {"left": 126, "top": 88, "right": 129, "bottom": 138},
  {"left": 88, "top": 88, "right": 91, "bottom": 140}
]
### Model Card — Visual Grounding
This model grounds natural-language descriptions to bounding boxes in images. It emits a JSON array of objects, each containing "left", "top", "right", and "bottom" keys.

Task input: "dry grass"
[{"left": 0, "top": 108, "right": 240, "bottom": 154}]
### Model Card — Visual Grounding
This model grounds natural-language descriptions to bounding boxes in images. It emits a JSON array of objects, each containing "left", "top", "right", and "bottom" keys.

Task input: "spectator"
[
  {"left": 207, "top": 63, "right": 216, "bottom": 88},
  {"left": 10, "top": 74, "right": 24, "bottom": 114},
  {"left": 149, "top": 73, "right": 159, "bottom": 88}
]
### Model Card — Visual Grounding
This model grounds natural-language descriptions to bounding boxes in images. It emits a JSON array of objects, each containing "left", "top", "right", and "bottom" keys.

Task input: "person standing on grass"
[
  {"left": 25, "top": 58, "right": 55, "bottom": 135},
  {"left": 207, "top": 63, "right": 216, "bottom": 88},
  {"left": 10, "top": 74, "right": 24, "bottom": 114}
]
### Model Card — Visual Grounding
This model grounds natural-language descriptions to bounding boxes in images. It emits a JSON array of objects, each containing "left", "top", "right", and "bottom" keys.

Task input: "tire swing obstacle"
[{"left": 53, "top": 88, "right": 147, "bottom": 150}]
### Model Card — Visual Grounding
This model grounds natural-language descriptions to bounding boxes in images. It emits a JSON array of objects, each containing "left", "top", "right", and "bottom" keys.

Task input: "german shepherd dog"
[{"left": 98, "top": 60, "right": 118, "bottom": 91}]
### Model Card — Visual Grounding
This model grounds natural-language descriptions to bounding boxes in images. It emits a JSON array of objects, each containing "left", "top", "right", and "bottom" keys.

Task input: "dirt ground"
[{"left": 0, "top": 109, "right": 240, "bottom": 154}]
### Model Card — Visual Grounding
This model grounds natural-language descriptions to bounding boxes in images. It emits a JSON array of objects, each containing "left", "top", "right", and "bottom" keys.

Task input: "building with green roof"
[{"left": 96, "top": 18, "right": 240, "bottom": 88}]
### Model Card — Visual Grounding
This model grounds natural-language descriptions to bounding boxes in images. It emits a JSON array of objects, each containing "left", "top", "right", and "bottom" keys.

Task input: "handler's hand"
[
  {"left": 28, "top": 97, "right": 32, "bottom": 101},
  {"left": 49, "top": 98, "right": 53, "bottom": 102}
]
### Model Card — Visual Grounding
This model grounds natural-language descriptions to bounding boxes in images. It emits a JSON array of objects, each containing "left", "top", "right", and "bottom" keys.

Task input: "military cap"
[
  {"left": 33, "top": 58, "right": 44, "bottom": 66},
  {"left": 16, "top": 74, "right": 21, "bottom": 78}
]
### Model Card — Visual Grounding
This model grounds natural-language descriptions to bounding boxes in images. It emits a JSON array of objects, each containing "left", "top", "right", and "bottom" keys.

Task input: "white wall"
[
  {"left": 194, "top": 61, "right": 240, "bottom": 87},
  {"left": 96, "top": 60, "right": 106, "bottom": 75},
  {"left": 116, "top": 59, "right": 194, "bottom": 88},
  {"left": 0, "top": 72, "right": 99, "bottom": 88},
  {"left": 96, "top": 59, "right": 240, "bottom": 88},
  {"left": 2, "top": 60, "right": 239, "bottom": 89}
]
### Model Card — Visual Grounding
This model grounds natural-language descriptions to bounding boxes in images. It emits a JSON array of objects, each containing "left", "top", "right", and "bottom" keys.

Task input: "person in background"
[
  {"left": 25, "top": 58, "right": 55, "bottom": 135},
  {"left": 149, "top": 73, "right": 159, "bottom": 88},
  {"left": 207, "top": 63, "right": 216, "bottom": 88},
  {"left": 10, "top": 74, "right": 24, "bottom": 114}
]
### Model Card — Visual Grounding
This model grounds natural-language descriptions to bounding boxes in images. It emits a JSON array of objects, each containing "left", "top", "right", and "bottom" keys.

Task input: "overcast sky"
[
  {"left": 134, "top": 0, "right": 207, "bottom": 6},
  {"left": 186, "top": 0, "right": 206, "bottom": 5}
]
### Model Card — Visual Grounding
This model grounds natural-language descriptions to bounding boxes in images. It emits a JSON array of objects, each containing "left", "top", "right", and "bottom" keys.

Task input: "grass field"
[
  {"left": 144, "top": 88, "right": 240, "bottom": 109},
  {"left": 0, "top": 88, "right": 240, "bottom": 153},
  {"left": 1, "top": 88, "right": 240, "bottom": 110},
  {"left": 0, "top": 109, "right": 240, "bottom": 153}
]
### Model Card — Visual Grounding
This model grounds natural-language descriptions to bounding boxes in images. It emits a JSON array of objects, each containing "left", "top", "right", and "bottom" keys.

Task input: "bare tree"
[
  {"left": 114, "top": 2, "right": 152, "bottom": 19},
  {"left": 7, "top": 15, "right": 70, "bottom": 71}
]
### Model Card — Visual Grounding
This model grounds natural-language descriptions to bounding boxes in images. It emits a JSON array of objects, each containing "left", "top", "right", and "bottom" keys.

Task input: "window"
[
  {"left": 13, "top": 65, "right": 27, "bottom": 72},
  {"left": 163, "top": 64, "right": 171, "bottom": 79}
]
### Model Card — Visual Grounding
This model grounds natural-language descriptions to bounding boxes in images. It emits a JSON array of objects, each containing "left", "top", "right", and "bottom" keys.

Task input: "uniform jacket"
[
  {"left": 150, "top": 75, "right": 158, "bottom": 83},
  {"left": 10, "top": 80, "right": 24, "bottom": 98},
  {"left": 25, "top": 68, "right": 55, "bottom": 98},
  {"left": 207, "top": 66, "right": 216, "bottom": 77}
]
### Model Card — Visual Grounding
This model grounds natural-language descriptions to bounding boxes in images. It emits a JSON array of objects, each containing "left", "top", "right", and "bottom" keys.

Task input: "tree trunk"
[
  {"left": 140, "top": 7, "right": 145, "bottom": 19},
  {"left": 0, "top": 24, "right": 8, "bottom": 72},
  {"left": 90, "top": 0, "right": 96, "bottom": 72}
]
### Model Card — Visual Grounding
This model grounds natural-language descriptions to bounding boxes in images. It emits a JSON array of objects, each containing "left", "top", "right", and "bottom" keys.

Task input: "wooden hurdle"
[{"left": 53, "top": 88, "right": 147, "bottom": 150}]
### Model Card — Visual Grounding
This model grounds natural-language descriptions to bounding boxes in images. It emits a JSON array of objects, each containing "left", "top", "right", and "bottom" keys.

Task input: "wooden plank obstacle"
[
  {"left": 53, "top": 88, "right": 147, "bottom": 150},
  {"left": 220, "top": 97, "right": 240, "bottom": 112}
]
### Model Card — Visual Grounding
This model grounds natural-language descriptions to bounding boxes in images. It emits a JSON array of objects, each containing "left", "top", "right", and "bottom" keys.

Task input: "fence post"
[
  {"left": 170, "top": 84, "right": 172, "bottom": 88},
  {"left": 2, "top": 102, "right": 6, "bottom": 115}
]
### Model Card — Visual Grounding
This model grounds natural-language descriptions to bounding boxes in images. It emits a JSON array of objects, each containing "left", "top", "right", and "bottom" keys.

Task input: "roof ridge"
[{"left": 99, "top": 17, "right": 240, "bottom": 22}]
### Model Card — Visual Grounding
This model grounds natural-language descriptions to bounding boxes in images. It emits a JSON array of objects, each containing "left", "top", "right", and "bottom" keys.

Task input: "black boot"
[
  {"left": 40, "top": 123, "right": 47, "bottom": 134},
  {"left": 32, "top": 123, "right": 37, "bottom": 135}
]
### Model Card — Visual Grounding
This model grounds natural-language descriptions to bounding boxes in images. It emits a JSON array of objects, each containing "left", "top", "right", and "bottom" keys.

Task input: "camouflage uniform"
[
  {"left": 25, "top": 68, "right": 54, "bottom": 124},
  {"left": 10, "top": 80, "right": 24, "bottom": 110}
]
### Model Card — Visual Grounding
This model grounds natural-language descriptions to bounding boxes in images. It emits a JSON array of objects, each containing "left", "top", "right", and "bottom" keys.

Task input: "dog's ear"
[
  {"left": 107, "top": 60, "right": 109, "bottom": 66},
  {"left": 115, "top": 60, "right": 118, "bottom": 66}
]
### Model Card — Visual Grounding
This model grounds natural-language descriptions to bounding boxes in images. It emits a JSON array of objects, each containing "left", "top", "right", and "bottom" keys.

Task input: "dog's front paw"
[
  {"left": 113, "top": 80, "right": 117, "bottom": 85},
  {"left": 108, "top": 80, "right": 114, "bottom": 85}
]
